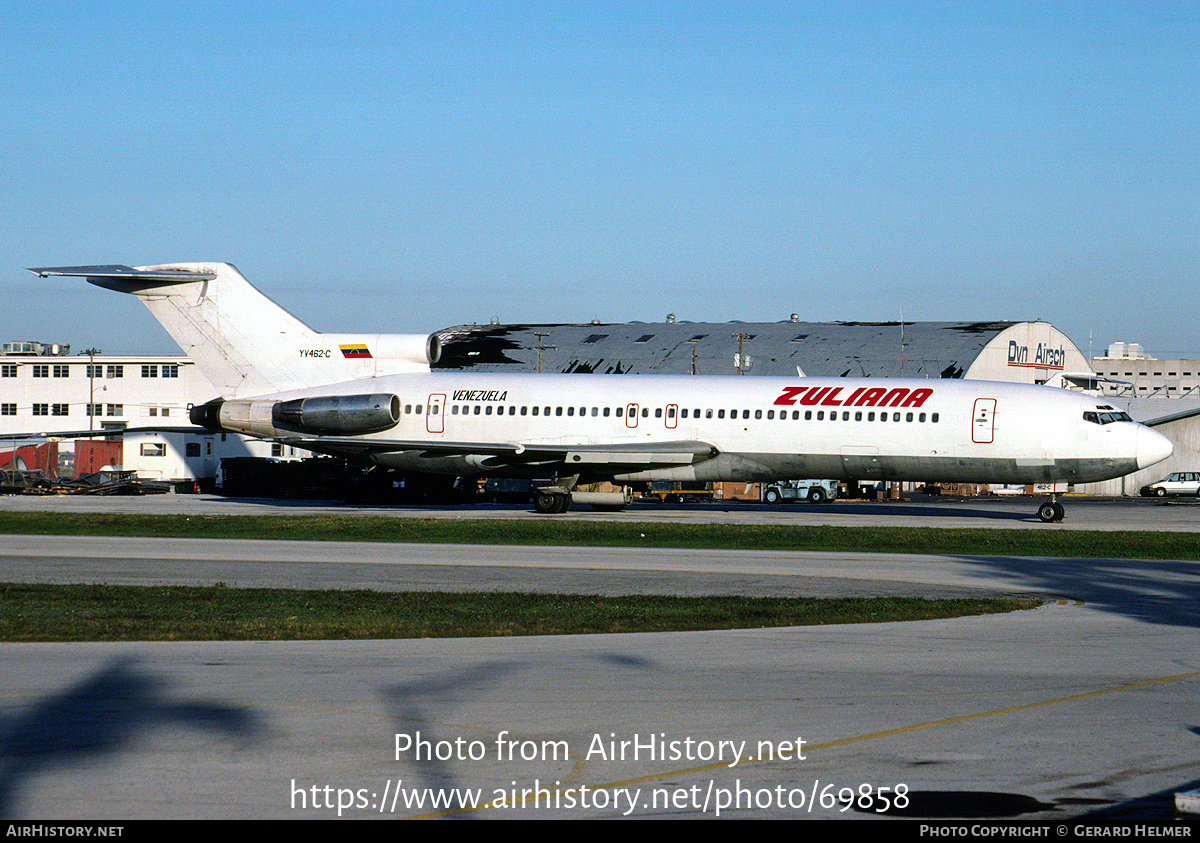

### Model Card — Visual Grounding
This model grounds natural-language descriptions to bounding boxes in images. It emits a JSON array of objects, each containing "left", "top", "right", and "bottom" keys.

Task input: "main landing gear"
[
  {"left": 1037, "top": 496, "right": 1066, "bottom": 523},
  {"left": 534, "top": 490, "right": 573, "bottom": 514},
  {"left": 533, "top": 477, "right": 632, "bottom": 513},
  {"left": 534, "top": 476, "right": 578, "bottom": 515}
]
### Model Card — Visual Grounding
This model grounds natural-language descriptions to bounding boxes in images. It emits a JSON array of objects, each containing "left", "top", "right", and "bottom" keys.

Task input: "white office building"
[{"left": 0, "top": 341, "right": 305, "bottom": 483}]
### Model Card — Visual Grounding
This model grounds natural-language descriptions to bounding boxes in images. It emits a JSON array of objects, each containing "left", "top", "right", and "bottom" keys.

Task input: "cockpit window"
[{"left": 1084, "top": 410, "right": 1133, "bottom": 425}]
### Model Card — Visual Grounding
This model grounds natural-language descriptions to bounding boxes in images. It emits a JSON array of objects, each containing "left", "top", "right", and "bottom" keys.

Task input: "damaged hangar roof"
[{"left": 431, "top": 320, "right": 1024, "bottom": 379}]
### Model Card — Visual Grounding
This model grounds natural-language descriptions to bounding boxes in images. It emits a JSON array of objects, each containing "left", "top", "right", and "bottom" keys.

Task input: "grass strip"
[
  {"left": 0, "top": 512, "right": 1197, "bottom": 559},
  {"left": 0, "top": 582, "right": 1036, "bottom": 642}
]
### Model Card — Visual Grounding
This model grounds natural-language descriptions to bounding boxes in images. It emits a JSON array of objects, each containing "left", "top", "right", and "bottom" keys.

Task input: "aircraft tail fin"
[{"left": 29, "top": 263, "right": 438, "bottom": 398}]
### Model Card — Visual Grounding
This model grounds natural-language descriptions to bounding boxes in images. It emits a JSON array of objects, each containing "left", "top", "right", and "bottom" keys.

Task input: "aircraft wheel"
[
  {"left": 764, "top": 489, "right": 781, "bottom": 505},
  {"left": 807, "top": 487, "right": 828, "bottom": 504},
  {"left": 1037, "top": 502, "right": 1063, "bottom": 523},
  {"left": 534, "top": 492, "right": 570, "bottom": 514}
]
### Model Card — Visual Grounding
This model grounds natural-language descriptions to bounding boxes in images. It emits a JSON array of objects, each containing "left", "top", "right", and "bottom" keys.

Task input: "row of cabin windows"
[{"left": 398, "top": 403, "right": 940, "bottom": 424}]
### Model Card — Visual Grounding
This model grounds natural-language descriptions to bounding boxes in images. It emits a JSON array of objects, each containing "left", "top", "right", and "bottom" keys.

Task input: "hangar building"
[{"left": 433, "top": 319, "right": 1090, "bottom": 385}]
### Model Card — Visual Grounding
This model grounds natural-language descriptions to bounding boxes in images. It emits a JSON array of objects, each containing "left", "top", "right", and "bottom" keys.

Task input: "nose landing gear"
[{"left": 1037, "top": 496, "right": 1065, "bottom": 523}]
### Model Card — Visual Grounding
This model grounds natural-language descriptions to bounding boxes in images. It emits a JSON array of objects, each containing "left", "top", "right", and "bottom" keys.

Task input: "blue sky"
[{"left": 2, "top": 2, "right": 1197, "bottom": 358}]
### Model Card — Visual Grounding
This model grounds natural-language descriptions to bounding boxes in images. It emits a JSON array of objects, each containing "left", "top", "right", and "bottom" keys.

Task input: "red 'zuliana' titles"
[{"left": 773, "top": 386, "right": 933, "bottom": 409}]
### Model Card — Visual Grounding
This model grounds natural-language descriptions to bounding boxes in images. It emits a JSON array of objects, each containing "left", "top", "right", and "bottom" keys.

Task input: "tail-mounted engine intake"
[{"left": 190, "top": 393, "right": 401, "bottom": 437}]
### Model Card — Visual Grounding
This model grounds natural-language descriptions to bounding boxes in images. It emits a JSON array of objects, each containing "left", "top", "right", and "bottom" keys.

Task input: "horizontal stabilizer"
[{"left": 28, "top": 265, "right": 218, "bottom": 293}]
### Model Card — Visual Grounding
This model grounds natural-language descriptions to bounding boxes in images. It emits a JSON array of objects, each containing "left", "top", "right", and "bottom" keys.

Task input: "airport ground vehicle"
[
  {"left": 1140, "top": 472, "right": 1200, "bottom": 497},
  {"left": 644, "top": 481, "right": 715, "bottom": 503},
  {"left": 762, "top": 479, "right": 838, "bottom": 504}
]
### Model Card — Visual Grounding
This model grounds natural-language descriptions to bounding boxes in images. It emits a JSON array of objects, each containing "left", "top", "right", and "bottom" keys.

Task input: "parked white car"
[{"left": 1140, "top": 472, "right": 1200, "bottom": 497}]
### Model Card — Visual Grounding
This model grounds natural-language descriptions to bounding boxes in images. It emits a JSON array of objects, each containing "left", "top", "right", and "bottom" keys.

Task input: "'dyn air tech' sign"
[{"left": 1007, "top": 341, "right": 1066, "bottom": 371}]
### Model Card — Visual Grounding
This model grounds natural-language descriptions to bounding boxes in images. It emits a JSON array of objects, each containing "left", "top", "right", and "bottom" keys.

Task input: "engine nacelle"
[
  {"left": 190, "top": 393, "right": 401, "bottom": 437},
  {"left": 321, "top": 333, "right": 441, "bottom": 372},
  {"left": 273, "top": 393, "right": 401, "bottom": 435}
]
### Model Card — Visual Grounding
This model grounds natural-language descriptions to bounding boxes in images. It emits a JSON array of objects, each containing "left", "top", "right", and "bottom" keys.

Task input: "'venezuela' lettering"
[{"left": 452, "top": 390, "right": 509, "bottom": 401}]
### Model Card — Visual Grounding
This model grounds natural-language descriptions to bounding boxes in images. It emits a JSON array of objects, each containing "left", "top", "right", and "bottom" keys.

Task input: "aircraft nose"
[{"left": 1136, "top": 425, "right": 1173, "bottom": 470}]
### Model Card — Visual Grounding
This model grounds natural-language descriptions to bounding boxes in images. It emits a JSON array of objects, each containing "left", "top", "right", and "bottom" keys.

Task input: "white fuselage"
[{"left": 244, "top": 373, "right": 1172, "bottom": 485}]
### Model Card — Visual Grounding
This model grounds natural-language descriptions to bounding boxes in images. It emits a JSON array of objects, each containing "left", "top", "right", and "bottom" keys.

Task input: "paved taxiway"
[
  {"left": 2, "top": 494, "right": 1200, "bottom": 819},
  {"left": 2, "top": 490, "right": 1200, "bottom": 529}
]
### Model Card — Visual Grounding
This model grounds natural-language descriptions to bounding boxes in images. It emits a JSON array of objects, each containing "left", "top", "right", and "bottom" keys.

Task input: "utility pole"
[
  {"left": 532, "top": 333, "right": 556, "bottom": 374},
  {"left": 732, "top": 333, "right": 752, "bottom": 375}
]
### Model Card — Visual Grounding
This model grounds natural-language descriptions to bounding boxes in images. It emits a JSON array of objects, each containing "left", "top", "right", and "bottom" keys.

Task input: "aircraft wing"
[
  {"left": 275, "top": 436, "right": 719, "bottom": 468},
  {"left": 0, "top": 426, "right": 209, "bottom": 442},
  {"left": 3, "top": 423, "right": 718, "bottom": 470}
]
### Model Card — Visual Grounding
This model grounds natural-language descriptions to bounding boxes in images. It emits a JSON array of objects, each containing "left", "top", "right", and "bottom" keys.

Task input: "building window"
[
  {"left": 51, "top": 403, "right": 69, "bottom": 416},
  {"left": 107, "top": 404, "right": 123, "bottom": 416},
  {"left": 162, "top": 364, "right": 179, "bottom": 378},
  {"left": 141, "top": 365, "right": 158, "bottom": 378},
  {"left": 86, "top": 365, "right": 101, "bottom": 378},
  {"left": 271, "top": 443, "right": 284, "bottom": 457},
  {"left": 2, "top": 364, "right": 17, "bottom": 377},
  {"left": 53, "top": 365, "right": 69, "bottom": 377},
  {"left": 106, "top": 365, "right": 123, "bottom": 378},
  {"left": 0, "top": 403, "right": 15, "bottom": 415},
  {"left": 87, "top": 404, "right": 102, "bottom": 416},
  {"left": 185, "top": 442, "right": 202, "bottom": 457},
  {"left": 32, "top": 404, "right": 48, "bottom": 416},
  {"left": 32, "top": 365, "right": 48, "bottom": 378},
  {"left": 140, "top": 443, "right": 166, "bottom": 457}
]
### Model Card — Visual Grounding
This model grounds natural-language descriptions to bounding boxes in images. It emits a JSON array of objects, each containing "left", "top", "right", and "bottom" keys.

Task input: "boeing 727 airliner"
[{"left": 30, "top": 263, "right": 1173, "bottom": 521}]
